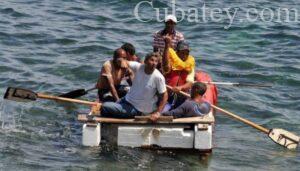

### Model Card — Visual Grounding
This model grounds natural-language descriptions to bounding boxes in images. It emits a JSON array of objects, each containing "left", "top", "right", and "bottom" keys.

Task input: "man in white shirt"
[{"left": 101, "top": 52, "right": 168, "bottom": 121}]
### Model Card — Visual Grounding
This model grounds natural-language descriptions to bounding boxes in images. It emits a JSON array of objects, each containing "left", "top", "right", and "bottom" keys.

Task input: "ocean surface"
[{"left": 0, "top": 0, "right": 299, "bottom": 170}]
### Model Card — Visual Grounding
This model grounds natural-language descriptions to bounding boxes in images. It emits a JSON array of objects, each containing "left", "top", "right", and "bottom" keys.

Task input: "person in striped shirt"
[{"left": 153, "top": 15, "right": 185, "bottom": 53}]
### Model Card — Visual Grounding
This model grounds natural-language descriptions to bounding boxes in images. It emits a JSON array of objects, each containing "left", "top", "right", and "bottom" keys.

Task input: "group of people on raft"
[{"left": 96, "top": 15, "right": 211, "bottom": 122}]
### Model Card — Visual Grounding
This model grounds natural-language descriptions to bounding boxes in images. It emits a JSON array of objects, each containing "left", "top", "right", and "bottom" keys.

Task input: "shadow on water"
[{"left": 76, "top": 143, "right": 213, "bottom": 170}]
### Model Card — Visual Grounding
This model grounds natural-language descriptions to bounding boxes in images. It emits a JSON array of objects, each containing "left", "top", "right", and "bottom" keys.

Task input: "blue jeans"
[{"left": 101, "top": 98, "right": 142, "bottom": 118}]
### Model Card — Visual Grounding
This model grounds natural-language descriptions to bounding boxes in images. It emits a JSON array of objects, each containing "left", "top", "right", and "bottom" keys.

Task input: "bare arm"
[
  {"left": 124, "top": 68, "right": 134, "bottom": 86},
  {"left": 173, "top": 81, "right": 193, "bottom": 92},
  {"left": 162, "top": 35, "right": 172, "bottom": 74},
  {"left": 150, "top": 91, "right": 168, "bottom": 121},
  {"left": 101, "top": 65, "right": 120, "bottom": 101},
  {"left": 106, "top": 75, "right": 120, "bottom": 101},
  {"left": 173, "top": 68, "right": 195, "bottom": 92},
  {"left": 156, "top": 91, "right": 168, "bottom": 113}
]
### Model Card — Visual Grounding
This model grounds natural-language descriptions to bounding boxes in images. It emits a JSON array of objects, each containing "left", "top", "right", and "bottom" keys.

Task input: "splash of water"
[{"left": 0, "top": 100, "right": 22, "bottom": 130}]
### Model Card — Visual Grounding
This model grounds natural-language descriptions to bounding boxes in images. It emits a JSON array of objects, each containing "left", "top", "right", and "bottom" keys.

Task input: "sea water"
[
  {"left": 0, "top": 100, "right": 18, "bottom": 129},
  {"left": 0, "top": 0, "right": 299, "bottom": 170}
]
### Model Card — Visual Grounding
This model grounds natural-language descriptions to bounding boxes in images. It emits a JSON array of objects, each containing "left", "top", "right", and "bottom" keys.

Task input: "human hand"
[
  {"left": 150, "top": 112, "right": 161, "bottom": 122},
  {"left": 172, "top": 86, "right": 182, "bottom": 93},
  {"left": 164, "top": 34, "right": 172, "bottom": 46},
  {"left": 115, "top": 97, "right": 121, "bottom": 103},
  {"left": 120, "top": 59, "right": 128, "bottom": 69}
]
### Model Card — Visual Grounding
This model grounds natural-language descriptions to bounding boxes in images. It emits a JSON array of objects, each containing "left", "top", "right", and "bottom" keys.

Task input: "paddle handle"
[
  {"left": 37, "top": 93, "right": 100, "bottom": 106},
  {"left": 86, "top": 87, "right": 97, "bottom": 92},
  {"left": 166, "top": 85, "right": 270, "bottom": 134},
  {"left": 202, "top": 81, "right": 272, "bottom": 87},
  {"left": 211, "top": 104, "right": 269, "bottom": 134},
  {"left": 202, "top": 82, "right": 237, "bottom": 86}
]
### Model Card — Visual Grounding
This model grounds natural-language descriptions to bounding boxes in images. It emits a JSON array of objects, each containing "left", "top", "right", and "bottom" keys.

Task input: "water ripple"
[{"left": 0, "top": 0, "right": 299, "bottom": 170}]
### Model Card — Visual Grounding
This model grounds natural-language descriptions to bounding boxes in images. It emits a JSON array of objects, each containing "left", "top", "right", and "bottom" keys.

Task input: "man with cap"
[
  {"left": 153, "top": 15, "right": 184, "bottom": 53},
  {"left": 162, "top": 35, "right": 195, "bottom": 110}
]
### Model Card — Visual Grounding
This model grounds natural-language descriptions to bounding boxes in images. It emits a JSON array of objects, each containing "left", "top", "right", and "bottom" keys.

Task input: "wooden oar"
[
  {"left": 59, "top": 87, "right": 97, "bottom": 98},
  {"left": 201, "top": 81, "right": 272, "bottom": 88},
  {"left": 166, "top": 85, "right": 299, "bottom": 150},
  {"left": 3, "top": 87, "right": 100, "bottom": 107}
]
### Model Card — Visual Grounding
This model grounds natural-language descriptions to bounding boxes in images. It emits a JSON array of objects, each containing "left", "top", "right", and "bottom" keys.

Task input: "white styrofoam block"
[
  {"left": 82, "top": 123, "right": 101, "bottom": 146},
  {"left": 118, "top": 127, "right": 151, "bottom": 147},
  {"left": 194, "top": 125, "right": 213, "bottom": 150},
  {"left": 118, "top": 126, "right": 195, "bottom": 148},
  {"left": 149, "top": 128, "right": 194, "bottom": 148}
]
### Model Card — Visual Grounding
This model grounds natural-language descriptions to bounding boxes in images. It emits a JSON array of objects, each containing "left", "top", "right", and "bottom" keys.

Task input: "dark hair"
[
  {"left": 112, "top": 48, "right": 126, "bottom": 66},
  {"left": 191, "top": 82, "right": 207, "bottom": 98},
  {"left": 121, "top": 43, "right": 135, "bottom": 55},
  {"left": 176, "top": 40, "right": 190, "bottom": 51},
  {"left": 144, "top": 52, "right": 161, "bottom": 62}
]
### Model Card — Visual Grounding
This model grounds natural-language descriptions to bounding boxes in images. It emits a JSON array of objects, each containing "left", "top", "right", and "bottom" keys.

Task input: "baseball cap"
[
  {"left": 176, "top": 41, "right": 190, "bottom": 51},
  {"left": 165, "top": 15, "right": 177, "bottom": 23}
]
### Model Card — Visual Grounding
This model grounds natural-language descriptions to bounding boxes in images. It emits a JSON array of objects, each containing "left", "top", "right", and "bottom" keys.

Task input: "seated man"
[
  {"left": 101, "top": 52, "right": 168, "bottom": 121},
  {"left": 162, "top": 82, "right": 211, "bottom": 118},
  {"left": 121, "top": 43, "right": 141, "bottom": 62},
  {"left": 95, "top": 48, "right": 134, "bottom": 102},
  {"left": 162, "top": 36, "right": 196, "bottom": 109}
]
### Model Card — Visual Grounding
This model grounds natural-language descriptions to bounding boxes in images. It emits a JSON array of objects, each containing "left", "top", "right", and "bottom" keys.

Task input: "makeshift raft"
[
  {"left": 77, "top": 71, "right": 218, "bottom": 153},
  {"left": 78, "top": 112, "right": 215, "bottom": 152}
]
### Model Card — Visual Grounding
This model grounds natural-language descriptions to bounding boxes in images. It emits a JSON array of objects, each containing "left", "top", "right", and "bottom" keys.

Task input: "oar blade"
[
  {"left": 268, "top": 128, "right": 299, "bottom": 149},
  {"left": 59, "top": 89, "right": 86, "bottom": 98},
  {"left": 3, "top": 87, "right": 37, "bottom": 102}
]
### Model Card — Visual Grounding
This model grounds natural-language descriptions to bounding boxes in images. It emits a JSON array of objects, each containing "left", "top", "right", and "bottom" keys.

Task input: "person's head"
[
  {"left": 164, "top": 15, "right": 177, "bottom": 33},
  {"left": 144, "top": 52, "right": 161, "bottom": 72},
  {"left": 191, "top": 82, "right": 207, "bottom": 99},
  {"left": 113, "top": 48, "right": 127, "bottom": 68},
  {"left": 121, "top": 43, "right": 136, "bottom": 60},
  {"left": 176, "top": 41, "right": 190, "bottom": 61}
]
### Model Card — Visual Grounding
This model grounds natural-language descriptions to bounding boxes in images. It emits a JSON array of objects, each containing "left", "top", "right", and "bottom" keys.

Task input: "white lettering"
[
  {"left": 224, "top": 7, "right": 239, "bottom": 29},
  {"left": 246, "top": 8, "right": 258, "bottom": 22},
  {"left": 133, "top": 1, "right": 153, "bottom": 22},
  {"left": 260, "top": 8, "right": 274, "bottom": 22}
]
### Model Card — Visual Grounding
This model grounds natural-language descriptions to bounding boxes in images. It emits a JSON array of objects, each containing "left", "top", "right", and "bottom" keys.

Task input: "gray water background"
[{"left": 0, "top": 0, "right": 299, "bottom": 170}]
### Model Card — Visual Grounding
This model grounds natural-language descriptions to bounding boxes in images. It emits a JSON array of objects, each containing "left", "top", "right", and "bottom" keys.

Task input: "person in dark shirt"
[{"left": 162, "top": 82, "right": 211, "bottom": 118}]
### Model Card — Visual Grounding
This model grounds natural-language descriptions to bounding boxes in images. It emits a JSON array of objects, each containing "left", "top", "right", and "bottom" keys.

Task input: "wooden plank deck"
[{"left": 78, "top": 114, "right": 215, "bottom": 124}]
